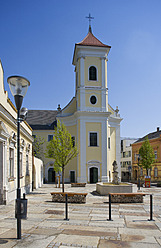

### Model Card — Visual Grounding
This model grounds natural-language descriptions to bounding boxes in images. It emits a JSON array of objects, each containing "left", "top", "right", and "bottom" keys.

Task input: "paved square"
[{"left": 0, "top": 184, "right": 161, "bottom": 247}]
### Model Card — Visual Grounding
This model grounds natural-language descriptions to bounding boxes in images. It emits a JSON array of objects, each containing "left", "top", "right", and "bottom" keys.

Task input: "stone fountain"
[{"left": 96, "top": 160, "right": 137, "bottom": 195}]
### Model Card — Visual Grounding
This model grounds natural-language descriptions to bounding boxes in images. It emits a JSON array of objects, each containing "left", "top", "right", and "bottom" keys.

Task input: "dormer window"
[{"left": 89, "top": 66, "right": 97, "bottom": 81}]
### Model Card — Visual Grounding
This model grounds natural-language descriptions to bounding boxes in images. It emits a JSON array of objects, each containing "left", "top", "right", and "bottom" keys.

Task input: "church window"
[
  {"left": 89, "top": 66, "right": 97, "bottom": 81},
  {"left": 154, "top": 150, "right": 157, "bottom": 159},
  {"left": 9, "top": 148, "right": 14, "bottom": 178},
  {"left": 89, "top": 132, "right": 98, "bottom": 146},
  {"left": 90, "top": 95, "right": 97, "bottom": 105},
  {"left": 26, "top": 154, "right": 29, "bottom": 176},
  {"left": 48, "top": 135, "right": 53, "bottom": 142},
  {"left": 108, "top": 137, "right": 110, "bottom": 149}
]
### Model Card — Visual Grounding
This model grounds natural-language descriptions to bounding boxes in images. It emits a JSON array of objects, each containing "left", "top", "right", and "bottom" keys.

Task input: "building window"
[
  {"left": 9, "top": 148, "right": 14, "bottom": 178},
  {"left": 89, "top": 132, "right": 98, "bottom": 147},
  {"left": 48, "top": 135, "right": 53, "bottom": 142},
  {"left": 72, "top": 136, "right": 75, "bottom": 147},
  {"left": 154, "top": 150, "right": 157, "bottom": 159},
  {"left": 121, "top": 140, "right": 123, "bottom": 152},
  {"left": 108, "top": 137, "right": 110, "bottom": 149},
  {"left": 154, "top": 167, "right": 158, "bottom": 177},
  {"left": 26, "top": 154, "right": 29, "bottom": 176},
  {"left": 20, "top": 152, "right": 23, "bottom": 177},
  {"left": 89, "top": 66, "right": 97, "bottom": 81},
  {"left": 90, "top": 95, "right": 97, "bottom": 105},
  {"left": 129, "top": 151, "right": 131, "bottom": 157},
  {"left": 123, "top": 152, "right": 125, "bottom": 158}
]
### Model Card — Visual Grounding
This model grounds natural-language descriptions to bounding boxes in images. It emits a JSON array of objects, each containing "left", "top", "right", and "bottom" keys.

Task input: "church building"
[{"left": 27, "top": 24, "right": 122, "bottom": 184}]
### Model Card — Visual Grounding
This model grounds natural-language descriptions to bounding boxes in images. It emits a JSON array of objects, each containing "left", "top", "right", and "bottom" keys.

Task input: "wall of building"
[
  {"left": 33, "top": 157, "right": 43, "bottom": 189},
  {"left": 132, "top": 137, "right": 161, "bottom": 182},
  {"left": 0, "top": 60, "right": 33, "bottom": 204}
]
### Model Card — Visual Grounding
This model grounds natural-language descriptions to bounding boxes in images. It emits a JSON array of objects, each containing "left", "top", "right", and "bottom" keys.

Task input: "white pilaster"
[
  {"left": 80, "top": 57, "right": 85, "bottom": 87},
  {"left": 102, "top": 88, "right": 108, "bottom": 112},
  {"left": 78, "top": 118, "right": 87, "bottom": 183},
  {"left": 101, "top": 120, "right": 108, "bottom": 182},
  {"left": 80, "top": 88, "right": 86, "bottom": 111},
  {"left": 101, "top": 57, "right": 106, "bottom": 88}
]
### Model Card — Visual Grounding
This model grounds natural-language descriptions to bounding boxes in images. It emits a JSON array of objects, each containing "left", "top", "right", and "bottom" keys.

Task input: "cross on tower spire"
[{"left": 86, "top": 13, "right": 94, "bottom": 33}]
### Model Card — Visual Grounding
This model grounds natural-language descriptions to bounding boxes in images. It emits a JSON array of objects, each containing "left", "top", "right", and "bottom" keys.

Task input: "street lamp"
[{"left": 7, "top": 76, "right": 30, "bottom": 239}]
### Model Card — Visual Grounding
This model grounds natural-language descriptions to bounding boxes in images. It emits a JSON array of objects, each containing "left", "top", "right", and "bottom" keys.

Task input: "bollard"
[
  {"left": 64, "top": 194, "right": 69, "bottom": 221},
  {"left": 107, "top": 194, "right": 113, "bottom": 221},
  {"left": 148, "top": 194, "right": 154, "bottom": 221}
]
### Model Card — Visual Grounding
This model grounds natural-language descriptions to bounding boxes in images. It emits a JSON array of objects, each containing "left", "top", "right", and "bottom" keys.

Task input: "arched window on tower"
[{"left": 89, "top": 66, "right": 97, "bottom": 81}]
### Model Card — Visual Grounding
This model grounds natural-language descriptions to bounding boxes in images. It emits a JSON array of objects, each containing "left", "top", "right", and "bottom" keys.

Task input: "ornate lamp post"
[{"left": 7, "top": 76, "right": 30, "bottom": 239}]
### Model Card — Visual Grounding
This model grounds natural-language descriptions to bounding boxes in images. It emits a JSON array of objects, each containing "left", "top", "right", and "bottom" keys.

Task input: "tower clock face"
[{"left": 90, "top": 95, "right": 97, "bottom": 105}]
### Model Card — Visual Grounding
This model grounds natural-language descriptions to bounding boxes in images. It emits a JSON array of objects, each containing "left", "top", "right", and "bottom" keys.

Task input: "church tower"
[{"left": 57, "top": 22, "right": 122, "bottom": 183}]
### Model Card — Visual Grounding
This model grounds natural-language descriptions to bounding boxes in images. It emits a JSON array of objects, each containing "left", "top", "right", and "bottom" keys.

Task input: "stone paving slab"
[
  {"left": 14, "top": 235, "right": 55, "bottom": 248},
  {"left": 119, "top": 227, "right": 161, "bottom": 238},
  {"left": 99, "top": 240, "right": 161, "bottom": 248},
  {"left": 53, "top": 233, "right": 99, "bottom": 247}
]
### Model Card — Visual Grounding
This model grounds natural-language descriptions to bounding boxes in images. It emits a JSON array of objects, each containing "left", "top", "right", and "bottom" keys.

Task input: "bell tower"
[{"left": 73, "top": 20, "right": 111, "bottom": 114}]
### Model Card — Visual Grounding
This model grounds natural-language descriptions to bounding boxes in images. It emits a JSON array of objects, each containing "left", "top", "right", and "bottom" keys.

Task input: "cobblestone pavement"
[{"left": 0, "top": 184, "right": 161, "bottom": 247}]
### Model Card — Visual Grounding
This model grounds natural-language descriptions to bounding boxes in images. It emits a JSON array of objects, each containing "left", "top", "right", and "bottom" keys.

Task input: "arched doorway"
[
  {"left": 90, "top": 167, "right": 98, "bottom": 183},
  {"left": 48, "top": 168, "right": 55, "bottom": 183}
]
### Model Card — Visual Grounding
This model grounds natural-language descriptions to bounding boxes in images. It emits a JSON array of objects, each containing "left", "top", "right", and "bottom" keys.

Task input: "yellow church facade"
[{"left": 27, "top": 27, "right": 122, "bottom": 184}]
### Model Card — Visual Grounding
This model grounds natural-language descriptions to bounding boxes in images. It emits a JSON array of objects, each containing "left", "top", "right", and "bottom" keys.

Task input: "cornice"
[{"left": 0, "top": 105, "right": 33, "bottom": 142}]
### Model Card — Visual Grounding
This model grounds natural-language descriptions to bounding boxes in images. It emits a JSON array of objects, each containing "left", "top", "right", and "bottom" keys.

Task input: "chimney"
[{"left": 157, "top": 127, "right": 160, "bottom": 132}]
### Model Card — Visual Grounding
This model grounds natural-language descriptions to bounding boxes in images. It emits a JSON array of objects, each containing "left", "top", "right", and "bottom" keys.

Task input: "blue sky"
[{"left": 0, "top": 0, "right": 161, "bottom": 138}]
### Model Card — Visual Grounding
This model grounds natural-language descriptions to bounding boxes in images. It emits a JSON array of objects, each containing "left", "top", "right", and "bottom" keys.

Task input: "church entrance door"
[
  {"left": 70, "top": 171, "right": 75, "bottom": 183},
  {"left": 48, "top": 168, "right": 55, "bottom": 183},
  {"left": 90, "top": 167, "right": 98, "bottom": 183}
]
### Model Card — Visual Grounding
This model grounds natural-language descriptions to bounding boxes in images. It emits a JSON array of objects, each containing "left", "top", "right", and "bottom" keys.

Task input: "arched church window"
[{"left": 89, "top": 66, "right": 97, "bottom": 81}]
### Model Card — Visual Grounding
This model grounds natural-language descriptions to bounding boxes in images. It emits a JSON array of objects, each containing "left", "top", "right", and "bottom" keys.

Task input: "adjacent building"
[
  {"left": 132, "top": 127, "right": 161, "bottom": 182},
  {"left": 0, "top": 61, "right": 33, "bottom": 204},
  {"left": 27, "top": 25, "right": 122, "bottom": 184},
  {"left": 120, "top": 138, "right": 138, "bottom": 181}
]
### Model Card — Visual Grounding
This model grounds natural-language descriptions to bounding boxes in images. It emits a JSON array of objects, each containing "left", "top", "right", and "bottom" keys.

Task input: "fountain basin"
[{"left": 96, "top": 182, "right": 137, "bottom": 195}]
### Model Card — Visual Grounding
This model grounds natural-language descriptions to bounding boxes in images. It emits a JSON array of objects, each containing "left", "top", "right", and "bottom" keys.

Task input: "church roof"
[
  {"left": 72, "top": 28, "right": 111, "bottom": 65},
  {"left": 77, "top": 30, "right": 111, "bottom": 48},
  {"left": 26, "top": 110, "right": 58, "bottom": 130}
]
